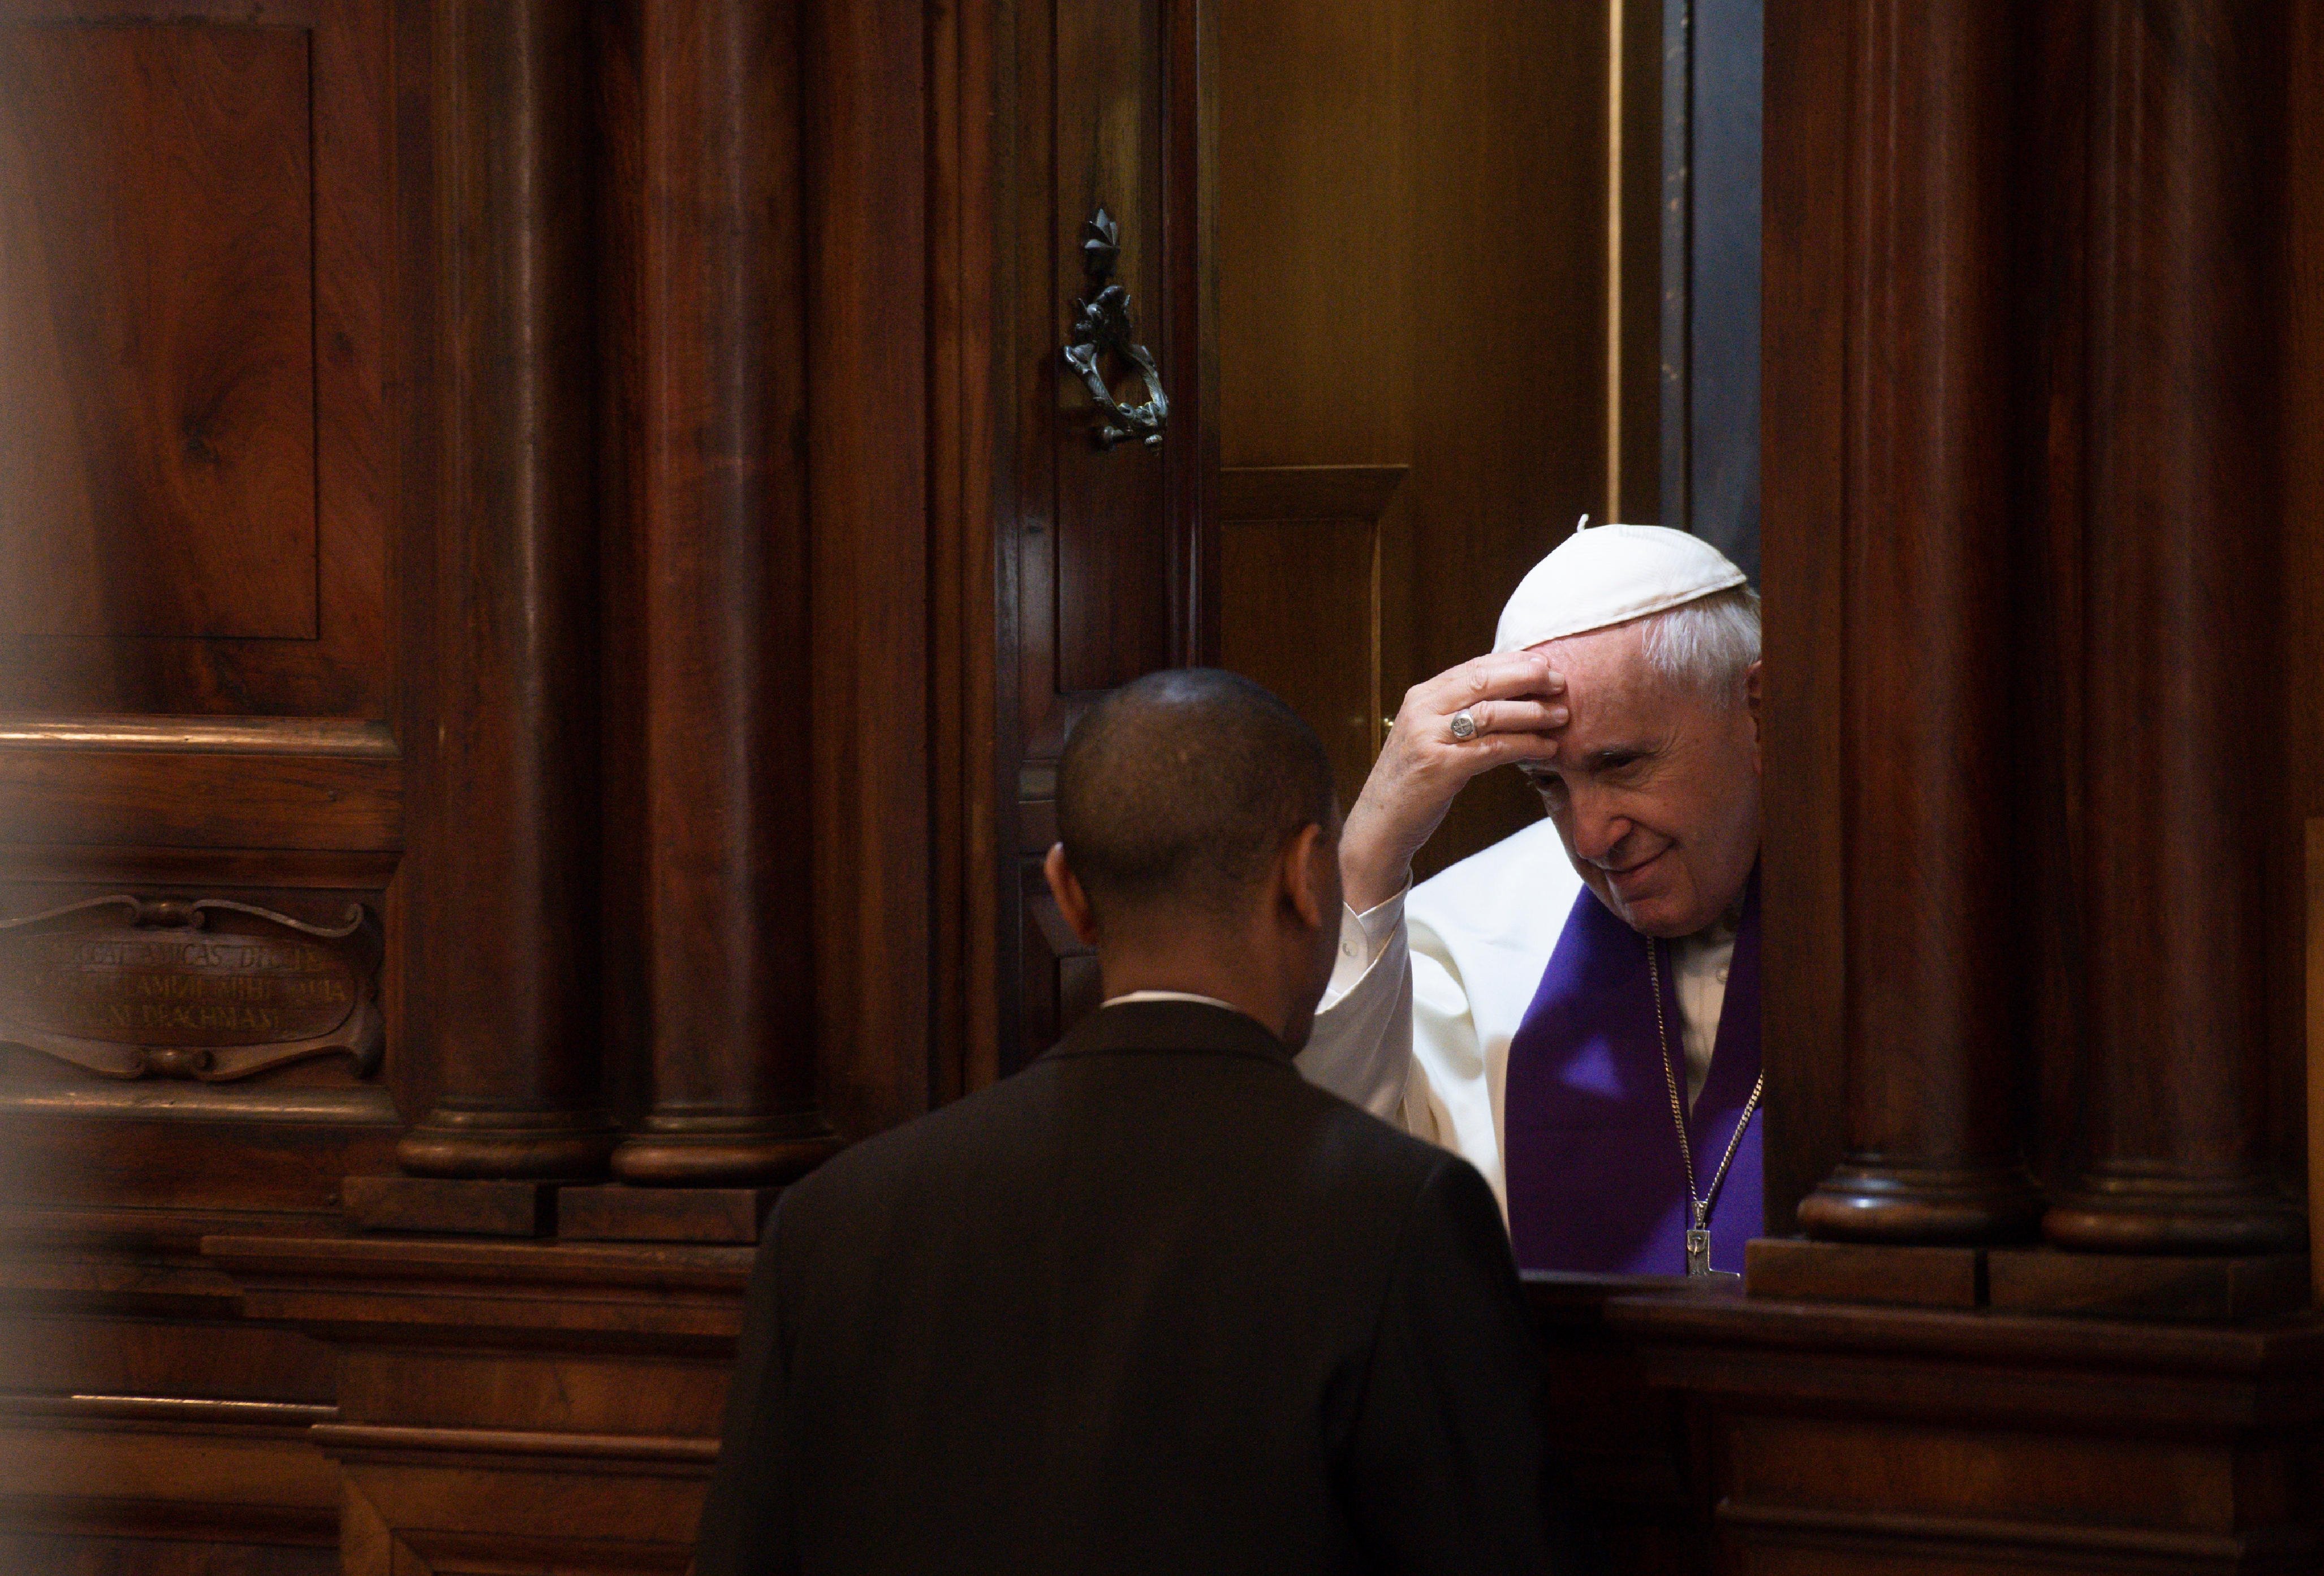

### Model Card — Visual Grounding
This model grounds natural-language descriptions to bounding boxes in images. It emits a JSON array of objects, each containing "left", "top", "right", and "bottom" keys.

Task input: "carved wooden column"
[
  {"left": 2042, "top": 0, "right": 2300, "bottom": 1255},
  {"left": 1795, "top": 0, "right": 2042, "bottom": 1244},
  {"left": 396, "top": 0, "right": 617, "bottom": 1180},
  {"left": 605, "top": 0, "right": 832, "bottom": 1188}
]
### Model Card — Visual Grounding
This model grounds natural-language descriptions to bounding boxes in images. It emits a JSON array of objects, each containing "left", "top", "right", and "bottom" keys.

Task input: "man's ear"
[
  {"left": 1042, "top": 843, "right": 1102, "bottom": 948},
  {"left": 1744, "top": 660, "right": 1765, "bottom": 767},
  {"left": 1279, "top": 823, "right": 1336, "bottom": 933}
]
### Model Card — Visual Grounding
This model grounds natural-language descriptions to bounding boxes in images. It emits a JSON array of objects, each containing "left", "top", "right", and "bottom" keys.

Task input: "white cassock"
[{"left": 1294, "top": 817, "right": 1737, "bottom": 1216}]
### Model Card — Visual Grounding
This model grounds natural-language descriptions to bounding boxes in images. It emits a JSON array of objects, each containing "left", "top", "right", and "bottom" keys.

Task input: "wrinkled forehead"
[{"left": 1531, "top": 623, "right": 1685, "bottom": 759}]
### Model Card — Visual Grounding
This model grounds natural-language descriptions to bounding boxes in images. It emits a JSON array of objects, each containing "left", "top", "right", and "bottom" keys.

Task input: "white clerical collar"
[{"left": 1103, "top": 989, "right": 1243, "bottom": 1013}]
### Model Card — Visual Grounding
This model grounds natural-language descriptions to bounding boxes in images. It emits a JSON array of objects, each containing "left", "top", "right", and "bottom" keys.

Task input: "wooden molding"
[
  {"left": 1615, "top": 1293, "right": 2324, "bottom": 1404},
  {"left": 315, "top": 1422, "right": 715, "bottom": 1465},
  {"left": 342, "top": 1474, "right": 400, "bottom": 1576},
  {"left": 341, "top": 1448, "right": 706, "bottom": 1575},
  {"left": 0, "top": 715, "right": 397, "bottom": 758},
  {"left": 204, "top": 1232, "right": 753, "bottom": 1352},
  {"left": 203, "top": 1233, "right": 754, "bottom": 1290},
  {"left": 0, "top": 749, "right": 402, "bottom": 851},
  {"left": 318, "top": 1422, "right": 711, "bottom": 1478},
  {"left": 0, "top": 1393, "right": 334, "bottom": 1430},
  {"left": 1716, "top": 1501, "right": 2258, "bottom": 1564},
  {"left": 0, "top": 1083, "right": 398, "bottom": 1126}
]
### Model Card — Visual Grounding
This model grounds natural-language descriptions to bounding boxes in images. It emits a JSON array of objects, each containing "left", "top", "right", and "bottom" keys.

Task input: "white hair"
[{"left": 1637, "top": 584, "right": 1761, "bottom": 704}]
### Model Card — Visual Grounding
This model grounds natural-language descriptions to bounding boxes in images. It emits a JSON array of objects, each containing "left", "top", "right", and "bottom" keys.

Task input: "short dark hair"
[{"left": 1055, "top": 669, "right": 1337, "bottom": 925}]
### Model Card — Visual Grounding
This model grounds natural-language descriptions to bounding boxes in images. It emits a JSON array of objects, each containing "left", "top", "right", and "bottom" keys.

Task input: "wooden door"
[
  {"left": 1211, "top": 0, "right": 1650, "bottom": 883},
  {"left": 993, "top": 0, "right": 1211, "bottom": 1075}
]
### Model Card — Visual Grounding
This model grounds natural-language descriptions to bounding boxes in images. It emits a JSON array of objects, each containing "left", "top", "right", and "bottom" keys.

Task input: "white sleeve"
[
  {"left": 1296, "top": 891, "right": 1498, "bottom": 1165},
  {"left": 1293, "top": 894, "right": 1416, "bottom": 1125},
  {"left": 1404, "top": 923, "right": 1502, "bottom": 1199}
]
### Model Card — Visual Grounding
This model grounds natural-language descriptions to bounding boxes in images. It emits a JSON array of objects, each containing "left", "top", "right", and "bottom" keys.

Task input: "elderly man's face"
[{"left": 1518, "top": 621, "right": 1762, "bottom": 938}]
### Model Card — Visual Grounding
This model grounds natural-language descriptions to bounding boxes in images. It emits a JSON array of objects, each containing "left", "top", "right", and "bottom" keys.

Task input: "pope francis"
[{"left": 1295, "top": 522, "right": 1765, "bottom": 1277}]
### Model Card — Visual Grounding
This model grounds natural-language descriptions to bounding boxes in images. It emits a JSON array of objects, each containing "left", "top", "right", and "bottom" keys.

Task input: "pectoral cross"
[{"left": 1685, "top": 1226, "right": 1714, "bottom": 1276}]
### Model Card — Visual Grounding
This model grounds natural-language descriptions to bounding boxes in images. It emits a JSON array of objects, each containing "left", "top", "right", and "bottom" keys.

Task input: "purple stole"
[{"left": 1501, "top": 869, "right": 1762, "bottom": 1275}]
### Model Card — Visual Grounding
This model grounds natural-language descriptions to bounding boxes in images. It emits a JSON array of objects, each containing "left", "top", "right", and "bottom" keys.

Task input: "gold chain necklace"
[{"left": 1648, "top": 935, "right": 1764, "bottom": 1277}]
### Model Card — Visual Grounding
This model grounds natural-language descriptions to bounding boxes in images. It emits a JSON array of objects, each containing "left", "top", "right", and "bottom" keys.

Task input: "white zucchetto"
[{"left": 1492, "top": 519, "right": 1748, "bottom": 654}]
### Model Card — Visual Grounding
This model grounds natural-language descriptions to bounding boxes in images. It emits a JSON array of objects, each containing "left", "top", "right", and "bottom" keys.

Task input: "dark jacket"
[{"left": 694, "top": 999, "right": 1552, "bottom": 1575}]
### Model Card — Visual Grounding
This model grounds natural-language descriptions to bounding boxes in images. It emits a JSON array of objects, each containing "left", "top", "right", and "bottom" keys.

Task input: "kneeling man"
[
  {"left": 696, "top": 669, "right": 1553, "bottom": 1575},
  {"left": 1298, "top": 523, "right": 1765, "bottom": 1277}
]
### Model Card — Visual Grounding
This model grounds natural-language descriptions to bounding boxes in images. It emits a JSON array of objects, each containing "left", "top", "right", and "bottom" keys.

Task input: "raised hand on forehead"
[{"left": 1339, "top": 649, "right": 1568, "bottom": 912}]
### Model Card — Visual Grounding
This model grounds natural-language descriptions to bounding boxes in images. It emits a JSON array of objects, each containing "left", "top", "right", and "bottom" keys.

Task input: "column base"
[
  {"left": 343, "top": 1175, "right": 563, "bottom": 1238},
  {"left": 609, "top": 1113, "right": 842, "bottom": 1187},
  {"left": 2043, "top": 1170, "right": 2304, "bottom": 1255},
  {"left": 1990, "top": 1245, "right": 2308, "bottom": 1320},
  {"left": 1745, "top": 1237, "right": 1985, "bottom": 1307},
  {"left": 395, "top": 1106, "right": 620, "bottom": 1180},
  {"left": 1797, "top": 1160, "right": 2043, "bottom": 1244},
  {"left": 1744, "top": 1237, "right": 2310, "bottom": 1322},
  {"left": 558, "top": 1183, "right": 779, "bottom": 1243}
]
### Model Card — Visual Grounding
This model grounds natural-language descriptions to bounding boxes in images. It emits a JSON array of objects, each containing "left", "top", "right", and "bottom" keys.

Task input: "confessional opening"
[{"left": 1211, "top": 0, "right": 1764, "bottom": 879}]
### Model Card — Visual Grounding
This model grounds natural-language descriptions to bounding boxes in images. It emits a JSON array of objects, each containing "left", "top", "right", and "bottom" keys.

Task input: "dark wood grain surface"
[
  {"left": 1795, "top": 0, "right": 2042, "bottom": 1245},
  {"left": 0, "top": 23, "right": 315, "bottom": 641},
  {"left": 1620, "top": 1288, "right": 2324, "bottom": 1569},
  {"left": 204, "top": 1232, "right": 749, "bottom": 1573},
  {"left": 993, "top": 0, "right": 1205, "bottom": 1074},
  {"left": 925, "top": 0, "right": 1007, "bottom": 1103},
  {"left": 1050, "top": 0, "right": 1172, "bottom": 697},
  {"left": 2281, "top": 2, "right": 2324, "bottom": 1259},
  {"left": 603, "top": 0, "right": 827, "bottom": 1188},
  {"left": 394, "top": 0, "right": 616, "bottom": 1181},
  {"left": 2043, "top": 0, "right": 2301, "bottom": 1255},
  {"left": 0, "top": 0, "right": 392, "bottom": 722},
  {"left": 805, "top": 0, "right": 937, "bottom": 1133},
  {"left": 1756, "top": 0, "right": 1853, "bottom": 1245},
  {"left": 1217, "top": 465, "right": 1408, "bottom": 815}
]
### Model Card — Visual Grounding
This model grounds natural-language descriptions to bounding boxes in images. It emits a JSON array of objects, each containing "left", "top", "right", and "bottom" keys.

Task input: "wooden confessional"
[{"left": 4, "top": 1, "right": 2324, "bottom": 1571}]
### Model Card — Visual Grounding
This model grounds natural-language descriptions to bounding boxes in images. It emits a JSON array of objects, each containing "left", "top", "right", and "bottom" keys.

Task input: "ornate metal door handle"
[{"left": 1063, "top": 208, "right": 1169, "bottom": 449}]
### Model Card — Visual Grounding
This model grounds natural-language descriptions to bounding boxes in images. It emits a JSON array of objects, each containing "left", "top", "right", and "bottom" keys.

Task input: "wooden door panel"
[
  {"left": 0, "top": 1, "right": 391, "bottom": 721},
  {"left": 996, "top": 0, "right": 1205, "bottom": 1071},
  {"left": 0, "top": 21, "right": 317, "bottom": 641},
  {"left": 1051, "top": 0, "right": 1172, "bottom": 697},
  {"left": 1220, "top": 517, "right": 1375, "bottom": 804},
  {"left": 1009, "top": 0, "right": 1193, "bottom": 755},
  {"left": 1217, "top": 465, "right": 1407, "bottom": 816}
]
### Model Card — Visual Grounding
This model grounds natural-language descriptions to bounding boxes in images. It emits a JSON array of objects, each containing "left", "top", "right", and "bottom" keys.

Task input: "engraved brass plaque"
[{"left": 0, "top": 896, "right": 382, "bottom": 1081}]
